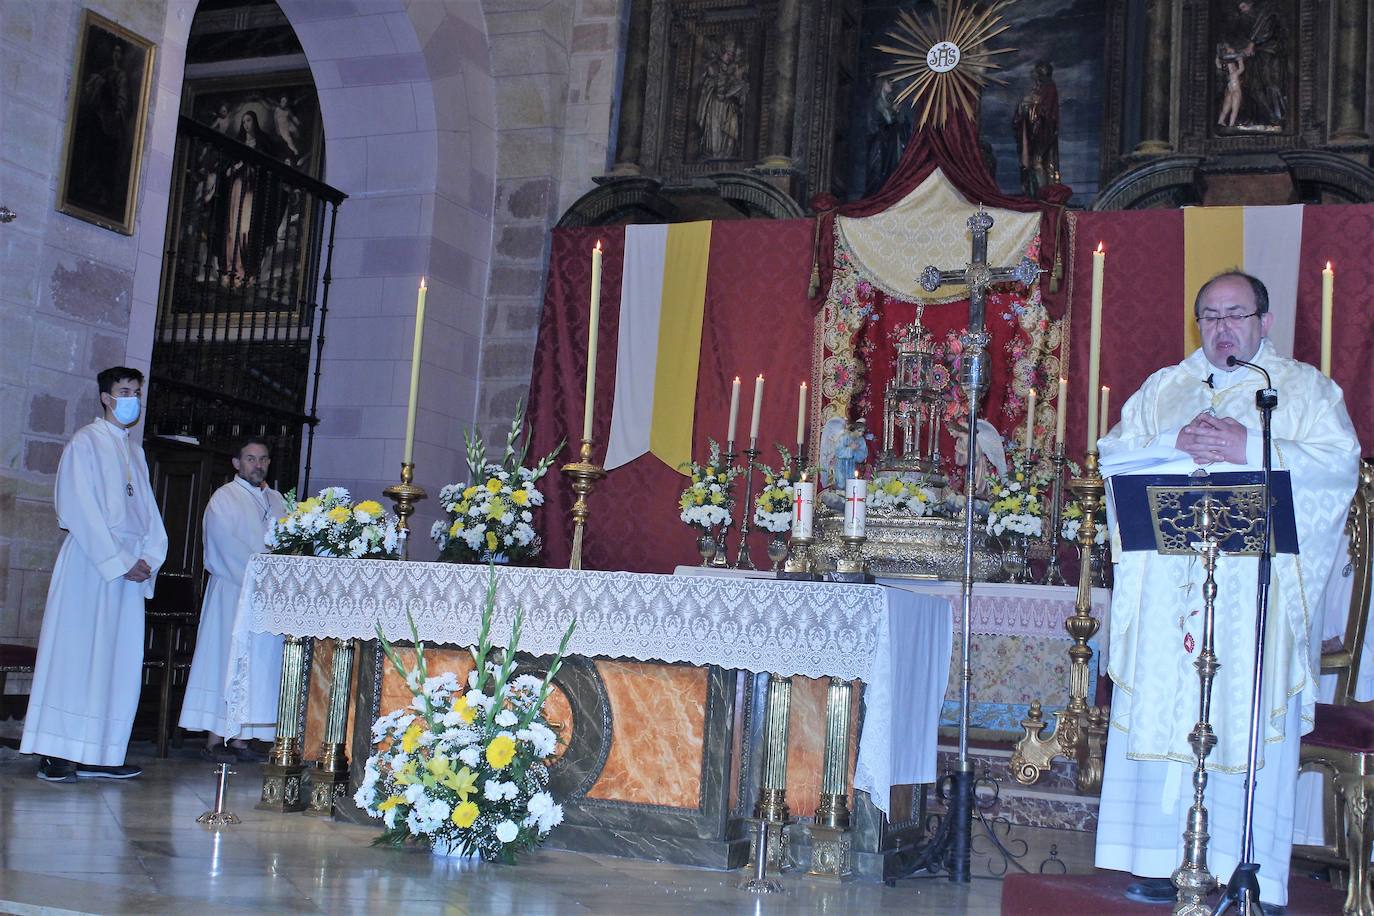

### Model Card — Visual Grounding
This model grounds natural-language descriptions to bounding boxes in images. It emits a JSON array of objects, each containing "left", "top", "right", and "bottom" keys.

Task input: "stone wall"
[{"left": 0, "top": 0, "right": 186, "bottom": 660}]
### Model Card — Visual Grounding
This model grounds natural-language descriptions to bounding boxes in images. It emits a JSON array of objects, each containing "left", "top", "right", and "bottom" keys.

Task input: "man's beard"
[{"left": 242, "top": 469, "right": 267, "bottom": 485}]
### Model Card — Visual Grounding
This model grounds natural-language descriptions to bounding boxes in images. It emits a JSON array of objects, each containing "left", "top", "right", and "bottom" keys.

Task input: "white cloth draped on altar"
[{"left": 228, "top": 557, "right": 953, "bottom": 815}]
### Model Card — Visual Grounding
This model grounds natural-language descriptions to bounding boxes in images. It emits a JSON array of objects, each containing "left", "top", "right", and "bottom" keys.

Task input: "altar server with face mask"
[{"left": 20, "top": 367, "right": 168, "bottom": 782}]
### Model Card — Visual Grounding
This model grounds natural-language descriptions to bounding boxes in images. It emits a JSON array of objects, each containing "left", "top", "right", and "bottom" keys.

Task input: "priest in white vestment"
[
  {"left": 1095, "top": 272, "right": 1360, "bottom": 908},
  {"left": 21, "top": 368, "right": 168, "bottom": 781},
  {"left": 179, "top": 437, "right": 285, "bottom": 761}
]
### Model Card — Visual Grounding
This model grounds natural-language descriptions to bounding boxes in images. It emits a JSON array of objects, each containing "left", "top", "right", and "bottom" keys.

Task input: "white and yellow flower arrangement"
[
  {"left": 1061, "top": 501, "right": 1108, "bottom": 546},
  {"left": 867, "top": 476, "right": 942, "bottom": 516},
  {"left": 986, "top": 449, "right": 1048, "bottom": 539},
  {"left": 678, "top": 439, "right": 739, "bottom": 530},
  {"left": 266, "top": 486, "right": 399, "bottom": 558},
  {"left": 432, "top": 402, "right": 563, "bottom": 565},
  {"left": 752, "top": 445, "right": 796, "bottom": 533},
  {"left": 356, "top": 571, "right": 576, "bottom": 862}
]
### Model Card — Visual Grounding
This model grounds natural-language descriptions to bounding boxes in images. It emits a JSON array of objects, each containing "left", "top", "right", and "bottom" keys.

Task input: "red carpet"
[{"left": 1001, "top": 870, "right": 1344, "bottom": 915}]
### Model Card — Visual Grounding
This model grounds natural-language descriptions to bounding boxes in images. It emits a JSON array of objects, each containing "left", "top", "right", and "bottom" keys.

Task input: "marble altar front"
[{"left": 229, "top": 558, "right": 953, "bottom": 879}]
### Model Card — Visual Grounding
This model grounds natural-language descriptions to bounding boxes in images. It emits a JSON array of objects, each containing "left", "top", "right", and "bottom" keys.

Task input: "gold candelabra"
[
  {"left": 1010, "top": 450, "right": 1108, "bottom": 793},
  {"left": 561, "top": 438, "right": 606, "bottom": 570},
  {"left": 382, "top": 462, "right": 428, "bottom": 561}
]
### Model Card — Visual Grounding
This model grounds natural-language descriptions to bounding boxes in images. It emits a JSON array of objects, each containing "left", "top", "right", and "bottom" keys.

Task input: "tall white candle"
[
  {"left": 1087, "top": 243, "right": 1105, "bottom": 451},
  {"left": 796, "top": 381, "right": 808, "bottom": 446},
  {"left": 727, "top": 376, "right": 741, "bottom": 444},
  {"left": 1321, "top": 261, "right": 1334, "bottom": 378},
  {"left": 1054, "top": 376, "right": 1067, "bottom": 448},
  {"left": 582, "top": 242, "right": 603, "bottom": 441},
  {"left": 1024, "top": 388, "right": 1037, "bottom": 452},
  {"left": 792, "top": 474, "right": 815, "bottom": 539},
  {"left": 749, "top": 374, "right": 765, "bottom": 441},
  {"left": 1099, "top": 386, "right": 1111, "bottom": 437},
  {"left": 402, "top": 277, "right": 427, "bottom": 465},
  {"left": 843, "top": 472, "right": 867, "bottom": 537}
]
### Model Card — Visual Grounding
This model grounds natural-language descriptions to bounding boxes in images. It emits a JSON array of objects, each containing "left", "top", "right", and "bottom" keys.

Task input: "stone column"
[
  {"left": 759, "top": 0, "right": 802, "bottom": 168},
  {"left": 1134, "top": 0, "right": 1173, "bottom": 155},
  {"left": 610, "top": 0, "right": 653, "bottom": 175},
  {"left": 1330, "top": 0, "right": 1370, "bottom": 144}
]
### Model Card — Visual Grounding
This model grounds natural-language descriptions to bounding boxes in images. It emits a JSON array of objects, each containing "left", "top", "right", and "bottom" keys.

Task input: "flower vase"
[
  {"left": 697, "top": 531, "right": 718, "bottom": 566},
  {"left": 431, "top": 834, "right": 479, "bottom": 859},
  {"left": 766, "top": 533, "right": 788, "bottom": 572}
]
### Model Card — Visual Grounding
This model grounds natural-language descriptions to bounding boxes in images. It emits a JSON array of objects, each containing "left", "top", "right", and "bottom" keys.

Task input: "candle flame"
[
  {"left": 734, "top": 375, "right": 740, "bottom": 383},
  {"left": 1326, "top": 261, "right": 1333, "bottom": 271},
  {"left": 420, "top": 276, "right": 426, "bottom": 289},
  {"left": 757, "top": 374, "right": 764, "bottom": 381},
  {"left": 852, "top": 468, "right": 860, "bottom": 478},
  {"left": 1060, "top": 376, "right": 1067, "bottom": 384},
  {"left": 595, "top": 241, "right": 602, "bottom": 252},
  {"left": 1096, "top": 242, "right": 1104, "bottom": 254}
]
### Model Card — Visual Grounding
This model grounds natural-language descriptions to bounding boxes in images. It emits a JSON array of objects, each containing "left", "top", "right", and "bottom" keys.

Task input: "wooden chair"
[{"left": 1296, "top": 459, "right": 1374, "bottom": 916}]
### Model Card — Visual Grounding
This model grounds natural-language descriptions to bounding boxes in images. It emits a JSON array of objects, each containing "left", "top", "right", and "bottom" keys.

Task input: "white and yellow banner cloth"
[
  {"left": 1182, "top": 204, "right": 1305, "bottom": 356},
  {"left": 604, "top": 222, "right": 712, "bottom": 473}
]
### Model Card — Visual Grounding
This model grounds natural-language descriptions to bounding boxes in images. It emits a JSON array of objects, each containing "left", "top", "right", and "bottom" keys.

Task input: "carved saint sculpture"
[
  {"left": 866, "top": 78, "right": 912, "bottom": 195},
  {"left": 695, "top": 37, "right": 748, "bottom": 160},
  {"left": 1012, "top": 60, "right": 1060, "bottom": 199},
  {"left": 1230, "top": 0, "right": 1287, "bottom": 130}
]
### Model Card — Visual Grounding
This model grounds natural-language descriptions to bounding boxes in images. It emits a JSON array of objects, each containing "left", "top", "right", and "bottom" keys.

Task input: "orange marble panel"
[
  {"left": 586, "top": 661, "right": 708, "bottom": 808},
  {"left": 302, "top": 639, "right": 362, "bottom": 762}
]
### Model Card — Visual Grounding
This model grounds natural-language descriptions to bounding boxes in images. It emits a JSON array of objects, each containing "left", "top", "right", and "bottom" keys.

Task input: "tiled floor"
[{"left": 0, "top": 746, "right": 1006, "bottom": 914}]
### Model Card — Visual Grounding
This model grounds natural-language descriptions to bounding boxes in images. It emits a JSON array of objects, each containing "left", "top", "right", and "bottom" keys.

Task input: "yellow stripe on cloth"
[
  {"left": 649, "top": 221, "right": 712, "bottom": 471},
  {"left": 1182, "top": 207, "right": 1244, "bottom": 356}
]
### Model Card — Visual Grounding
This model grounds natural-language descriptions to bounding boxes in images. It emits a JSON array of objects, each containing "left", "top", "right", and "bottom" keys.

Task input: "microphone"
[
  {"left": 1204, "top": 373, "right": 1214, "bottom": 389},
  {"left": 1226, "top": 355, "right": 1272, "bottom": 390}
]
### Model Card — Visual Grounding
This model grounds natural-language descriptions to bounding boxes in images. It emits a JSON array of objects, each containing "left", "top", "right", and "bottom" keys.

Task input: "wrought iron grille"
[{"left": 148, "top": 115, "right": 345, "bottom": 493}]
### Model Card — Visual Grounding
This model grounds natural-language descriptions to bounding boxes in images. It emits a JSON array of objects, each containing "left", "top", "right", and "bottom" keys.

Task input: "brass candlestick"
[
  {"left": 780, "top": 534, "right": 820, "bottom": 580},
  {"left": 713, "top": 440, "right": 737, "bottom": 567},
  {"left": 383, "top": 462, "right": 428, "bottom": 561},
  {"left": 830, "top": 533, "right": 874, "bottom": 583},
  {"left": 1041, "top": 446, "right": 1068, "bottom": 585},
  {"left": 1010, "top": 450, "right": 1107, "bottom": 793},
  {"left": 733, "top": 438, "right": 761, "bottom": 570},
  {"left": 561, "top": 438, "right": 606, "bottom": 571}
]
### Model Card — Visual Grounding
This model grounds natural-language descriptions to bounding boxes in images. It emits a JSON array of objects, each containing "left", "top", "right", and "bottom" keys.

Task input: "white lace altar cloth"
[{"left": 226, "top": 556, "right": 951, "bottom": 815}]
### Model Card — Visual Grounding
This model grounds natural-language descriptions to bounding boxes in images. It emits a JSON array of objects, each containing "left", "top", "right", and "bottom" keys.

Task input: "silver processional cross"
[{"left": 913, "top": 206, "right": 1040, "bottom": 883}]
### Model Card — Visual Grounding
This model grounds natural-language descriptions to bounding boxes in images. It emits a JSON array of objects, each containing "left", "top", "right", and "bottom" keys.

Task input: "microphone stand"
[{"left": 1212, "top": 356, "right": 1277, "bottom": 916}]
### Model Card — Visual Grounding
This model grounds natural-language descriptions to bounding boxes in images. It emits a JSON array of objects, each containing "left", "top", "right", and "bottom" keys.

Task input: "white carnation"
[{"left": 495, "top": 820, "right": 519, "bottom": 843}]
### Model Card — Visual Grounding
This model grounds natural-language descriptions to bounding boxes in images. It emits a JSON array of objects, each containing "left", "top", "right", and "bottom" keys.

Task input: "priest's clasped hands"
[
  {"left": 1176, "top": 412, "right": 1247, "bottom": 465},
  {"left": 123, "top": 559, "right": 152, "bottom": 582}
]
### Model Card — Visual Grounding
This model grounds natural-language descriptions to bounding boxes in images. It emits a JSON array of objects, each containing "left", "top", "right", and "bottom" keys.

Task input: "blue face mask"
[{"left": 111, "top": 396, "right": 141, "bottom": 425}]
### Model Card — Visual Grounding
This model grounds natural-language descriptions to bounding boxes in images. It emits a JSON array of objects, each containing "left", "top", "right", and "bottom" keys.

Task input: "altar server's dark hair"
[
  {"left": 96, "top": 366, "right": 145, "bottom": 394},
  {"left": 1193, "top": 270, "right": 1270, "bottom": 318}
]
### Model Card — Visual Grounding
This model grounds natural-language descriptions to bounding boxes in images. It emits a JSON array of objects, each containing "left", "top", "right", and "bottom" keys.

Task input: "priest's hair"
[
  {"left": 1193, "top": 270, "right": 1269, "bottom": 318},
  {"left": 233, "top": 435, "right": 273, "bottom": 459}
]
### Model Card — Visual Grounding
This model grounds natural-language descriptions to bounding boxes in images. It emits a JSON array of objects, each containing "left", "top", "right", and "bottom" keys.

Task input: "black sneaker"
[
  {"left": 37, "top": 757, "right": 77, "bottom": 783},
  {"left": 75, "top": 763, "right": 142, "bottom": 779},
  {"left": 1124, "top": 877, "right": 1177, "bottom": 905}
]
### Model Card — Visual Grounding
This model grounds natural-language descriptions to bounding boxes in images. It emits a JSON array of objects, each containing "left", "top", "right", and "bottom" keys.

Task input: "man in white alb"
[
  {"left": 1095, "top": 272, "right": 1360, "bottom": 910},
  {"left": 21, "top": 367, "right": 168, "bottom": 781},
  {"left": 179, "top": 437, "right": 285, "bottom": 762}
]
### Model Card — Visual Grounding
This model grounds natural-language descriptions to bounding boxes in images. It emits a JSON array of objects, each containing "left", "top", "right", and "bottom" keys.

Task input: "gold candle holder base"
[
  {"left": 1011, "top": 449, "right": 1107, "bottom": 794},
  {"left": 383, "top": 462, "right": 428, "bottom": 561},
  {"left": 561, "top": 438, "right": 606, "bottom": 571},
  {"left": 829, "top": 534, "right": 874, "bottom": 583},
  {"left": 779, "top": 535, "right": 821, "bottom": 581},
  {"left": 805, "top": 823, "right": 853, "bottom": 880},
  {"left": 258, "top": 634, "right": 308, "bottom": 813},
  {"left": 307, "top": 637, "right": 356, "bottom": 817}
]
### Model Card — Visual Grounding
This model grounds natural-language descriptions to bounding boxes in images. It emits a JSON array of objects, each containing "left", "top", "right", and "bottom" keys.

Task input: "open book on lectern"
[{"left": 1107, "top": 469, "right": 1298, "bottom": 556}]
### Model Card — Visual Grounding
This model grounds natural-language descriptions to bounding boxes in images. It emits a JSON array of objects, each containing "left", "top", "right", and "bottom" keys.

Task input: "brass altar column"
[
  {"left": 807, "top": 677, "right": 853, "bottom": 879},
  {"left": 306, "top": 637, "right": 357, "bottom": 817},
  {"left": 258, "top": 635, "right": 309, "bottom": 813},
  {"left": 610, "top": 0, "right": 652, "bottom": 174},
  {"left": 1331, "top": 0, "right": 1370, "bottom": 145},
  {"left": 1135, "top": 0, "right": 1174, "bottom": 156},
  {"left": 760, "top": 0, "right": 801, "bottom": 169},
  {"left": 751, "top": 673, "right": 793, "bottom": 872}
]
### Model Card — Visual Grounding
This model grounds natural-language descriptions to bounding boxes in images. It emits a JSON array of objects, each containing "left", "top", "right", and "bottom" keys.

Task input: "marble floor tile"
[{"left": 0, "top": 748, "right": 1019, "bottom": 914}]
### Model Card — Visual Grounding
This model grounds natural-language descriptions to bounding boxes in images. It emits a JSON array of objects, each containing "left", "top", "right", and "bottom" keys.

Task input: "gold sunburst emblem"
[{"left": 876, "top": 0, "right": 1018, "bottom": 130}]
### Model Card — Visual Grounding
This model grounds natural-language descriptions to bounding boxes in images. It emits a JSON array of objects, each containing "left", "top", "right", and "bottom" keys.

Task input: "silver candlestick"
[
  {"left": 1042, "top": 446, "right": 1068, "bottom": 585},
  {"left": 713, "top": 440, "right": 737, "bottom": 567},
  {"left": 733, "top": 438, "right": 760, "bottom": 570},
  {"left": 197, "top": 763, "right": 241, "bottom": 827}
]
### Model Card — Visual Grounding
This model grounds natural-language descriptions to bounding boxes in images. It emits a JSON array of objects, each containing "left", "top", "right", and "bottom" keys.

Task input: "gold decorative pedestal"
[
  {"left": 1011, "top": 451, "right": 1108, "bottom": 794},
  {"left": 807, "top": 676, "right": 854, "bottom": 880},
  {"left": 306, "top": 637, "right": 357, "bottom": 816},
  {"left": 561, "top": 438, "right": 606, "bottom": 570},
  {"left": 258, "top": 635, "right": 309, "bottom": 813},
  {"left": 382, "top": 462, "right": 427, "bottom": 560}
]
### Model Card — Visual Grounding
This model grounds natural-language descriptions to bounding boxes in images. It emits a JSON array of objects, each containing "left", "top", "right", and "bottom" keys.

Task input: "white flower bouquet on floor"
[
  {"left": 355, "top": 570, "right": 576, "bottom": 862},
  {"left": 266, "top": 487, "right": 399, "bottom": 558}
]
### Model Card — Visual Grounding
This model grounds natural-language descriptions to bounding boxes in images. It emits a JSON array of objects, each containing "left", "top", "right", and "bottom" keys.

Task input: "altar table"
[{"left": 227, "top": 556, "right": 952, "bottom": 876}]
